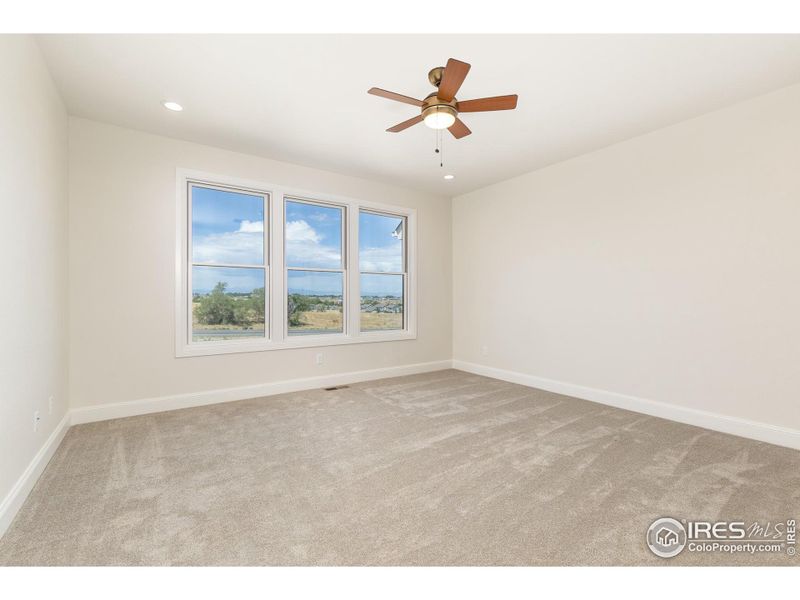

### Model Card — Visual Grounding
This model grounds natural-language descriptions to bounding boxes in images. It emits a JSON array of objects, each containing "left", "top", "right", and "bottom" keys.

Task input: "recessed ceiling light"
[
  {"left": 443, "top": 174, "right": 455, "bottom": 180},
  {"left": 162, "top": 101, "right": 183, "bottom": 112}
]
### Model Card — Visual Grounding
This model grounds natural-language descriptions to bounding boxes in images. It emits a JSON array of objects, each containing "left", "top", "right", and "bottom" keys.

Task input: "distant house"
[{"left": 391, "top": 221, "right": 403, "bottom": 240}]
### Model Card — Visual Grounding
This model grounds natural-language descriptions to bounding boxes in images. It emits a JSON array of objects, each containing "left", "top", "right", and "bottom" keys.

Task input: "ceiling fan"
[{"left": 368, "top": 58, "right": 518, "bottom": 139}]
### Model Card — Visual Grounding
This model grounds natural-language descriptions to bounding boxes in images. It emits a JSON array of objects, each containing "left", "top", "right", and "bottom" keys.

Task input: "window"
[
  {"left": 176, "top": 170, "right": 416, "bottom": 357},
  {"left": 359, "top": 210, "right": 405, "bottom": 331},
  {"left": 285, "top": 199, "right": 345, "bottom": 336},
  {"left": 189, "top": 183, "right": 268, "bottom": 342}
]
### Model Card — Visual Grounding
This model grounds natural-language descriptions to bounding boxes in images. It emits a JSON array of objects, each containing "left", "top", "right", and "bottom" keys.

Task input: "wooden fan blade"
[
  {"left": 437, "top": 58, "right": 471, "bottom": 102},
  {"left": 448, "top": 118, "right": 471, "bottom": 139},
  {"left": 368, "top": 87, "right": 424, "bottom": 107},
  {"left": 387, "top": 115, "right": 423, "bottom": 133},
  {"left": 458, "top": 94, "right": 518, "bottom": 113}
]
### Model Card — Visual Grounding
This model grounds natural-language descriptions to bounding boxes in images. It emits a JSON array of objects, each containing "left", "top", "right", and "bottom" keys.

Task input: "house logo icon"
[
  {"left": 647, "top": 517, "right": 687, "bottom": 558},
  {"left": 657, "top": 527, "right": 679, "bottom": 546}
]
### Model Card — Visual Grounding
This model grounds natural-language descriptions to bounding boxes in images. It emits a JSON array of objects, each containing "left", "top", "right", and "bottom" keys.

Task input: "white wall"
[
  {"left": 68, "top": 118, "right": 452, "bottom": 410},
  {"left": 0, "top": 37, "right": 69, "bottom": 527},
  {"left": 453, "top": 84, "right": 800, "bottom": 433}
]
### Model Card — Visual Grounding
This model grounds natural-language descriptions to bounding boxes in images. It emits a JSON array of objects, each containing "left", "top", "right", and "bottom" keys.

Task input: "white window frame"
[
  {"left": 175, "top": 168, "right": 417, "bottom": 357},
  {"left": 358, "top": 208, "right": 408, "bottom": 335},
  {"left": 284, "top": 196, "right": 348, "bottom": 340}
]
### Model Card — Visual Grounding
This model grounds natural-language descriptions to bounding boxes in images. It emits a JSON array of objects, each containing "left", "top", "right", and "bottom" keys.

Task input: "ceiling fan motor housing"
[
  {"left": 421, "top": 92, "right": 458, "bottom": 121},
  {"left": 428, "top": 66, "right": 445, "bottom": 87}
]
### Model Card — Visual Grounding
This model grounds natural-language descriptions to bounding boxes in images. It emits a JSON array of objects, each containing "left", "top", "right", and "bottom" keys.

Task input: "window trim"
[
  {"left": 187, "top": 180, "right": 269, "bottom": 346},
  {"left": 175, "top": 168, "right": 417, "bottom": 358},
  {"left": 284, "top": 196, "right": 348, "bottom": 339},
  {"left": 358, "top": 208, "right": 408, "bottom": 334}
]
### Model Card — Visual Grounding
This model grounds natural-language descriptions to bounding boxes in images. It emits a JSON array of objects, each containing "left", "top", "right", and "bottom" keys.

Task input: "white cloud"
[
  {"left": 286, "top": 220, "right": 341, "bottom": 268},
  {"left": 285, "top": 220, "right": 320, "bottom": 243},
  {"left": 306, "top": 211, "right": 334, "bottom": 223},
  {"left": 359, "top": 242, "right": 403, "bottom": 272},
  {"left": 193, "top": 231, "right": 263, "bottom": 265},
  {"left": 238, "top": 220, "right": 264, "bottom": 233}
]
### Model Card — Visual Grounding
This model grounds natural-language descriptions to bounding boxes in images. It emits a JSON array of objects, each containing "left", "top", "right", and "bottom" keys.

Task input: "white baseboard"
[
  {"left": 70, "top": 360, "right": 454, "bottom": 425},
  {"left": 453, "top": 360, "right": 800, "bottom": 451},
  {"left": 0, "top": 412, "right": 71, "bottom": 538}
]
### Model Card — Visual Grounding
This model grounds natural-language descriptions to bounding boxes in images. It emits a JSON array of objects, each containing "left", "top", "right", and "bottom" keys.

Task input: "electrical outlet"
[
  {"left": 481, "top": 345, "right": 489, "bottom": 356},
  {"left": 48, "top": 395, "right": 54, "bottom": 415},
  {"left": 33, "top": 411, "right": 41, "bottom": 433},
  {"left": 315, "top": 352, "right": 325, "bottom": 366}
]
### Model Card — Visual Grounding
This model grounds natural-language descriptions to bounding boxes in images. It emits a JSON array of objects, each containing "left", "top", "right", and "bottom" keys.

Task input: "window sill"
[{"left": 176, "top": 330, "right": 417, "bottom": 358}]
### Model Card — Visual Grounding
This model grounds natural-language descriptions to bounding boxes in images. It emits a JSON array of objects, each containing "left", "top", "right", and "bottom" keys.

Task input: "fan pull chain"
[{"left": 434, "top": 128, "right": 444, "bottom": 168}]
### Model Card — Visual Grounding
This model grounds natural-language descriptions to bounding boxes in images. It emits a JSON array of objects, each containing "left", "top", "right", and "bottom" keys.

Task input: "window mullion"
[
  {"left": 348, "top": 204, "right": 360, "bottom": 337},
  {"left": 272, "top": 189, "right": 286, "bottom": 343}
]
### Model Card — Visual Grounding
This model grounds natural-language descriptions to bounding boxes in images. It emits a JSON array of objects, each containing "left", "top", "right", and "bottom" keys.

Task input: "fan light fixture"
[{"left": 422, "top": 105, "right": 456, "bottom": 130}]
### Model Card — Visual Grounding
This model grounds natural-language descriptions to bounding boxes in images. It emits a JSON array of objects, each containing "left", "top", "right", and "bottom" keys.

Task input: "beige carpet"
[{"left": 1, "top": 369, "right": 798, "bottom": 566}]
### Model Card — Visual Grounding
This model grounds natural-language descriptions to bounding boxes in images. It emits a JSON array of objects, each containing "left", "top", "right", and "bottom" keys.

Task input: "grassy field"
[
  {"left": 360, "top": 312, "right": 403, "bottom": 330},
  {"left": 288, "top": 310, "right": 401, "bottom": 333},
  {"left": 288, "top": 309, "right": 343, "bottom": 333}
]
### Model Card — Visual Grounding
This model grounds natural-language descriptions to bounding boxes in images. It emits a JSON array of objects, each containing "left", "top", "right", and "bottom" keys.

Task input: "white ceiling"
[{"left": 37, "top": 34, "right": 800, "bottom": 195}]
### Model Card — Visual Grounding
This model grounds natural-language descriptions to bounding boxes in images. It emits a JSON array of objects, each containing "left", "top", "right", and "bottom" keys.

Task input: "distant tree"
[
  {"left": 195, "top": 282, "right": 235, "bottom": 325},
  {"left": 249, "top": 287, "right": 266, "bottom": 320},
  {"left": 288, "top": 293, "right": 312, "bottom": 326}
]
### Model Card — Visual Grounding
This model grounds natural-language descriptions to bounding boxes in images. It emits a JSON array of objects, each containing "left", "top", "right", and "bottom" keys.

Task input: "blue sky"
[
  {"left": 191, "top": 186, "right": 266, "bottom": 294},
  {"left": 192, "top": 186, "right": 264, "bottom": 266},
  {"left": 285, "top": 203, "right": 403, "bottom": 296},
  {"left": 285, "top": 200, "right": 342, "bottom": 269},
  {"left": 360, "top": 273, "right": 402, "bottom": 297},
  {"left": 191, "top": 189, "right": 403, "bottom": 297},
  {"left": 193, "top": 265, "right": 264, "bottom": 295},
  {"left": 287, "top": 270, "right": 343, "bottom": 296},
  {"left": 359, "top": 212, "right": 403, "bottom": 273}
]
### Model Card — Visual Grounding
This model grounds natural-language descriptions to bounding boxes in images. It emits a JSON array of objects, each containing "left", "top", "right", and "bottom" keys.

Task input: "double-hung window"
[
  {"left": 188, "top": 182, "right": 268, "bottom": 343},
  {"left": 176, "top": 170, "right": 415, "bottom": 357},
  {"left": 285, "top": 198, "right": 346, "bottom": 337},
  {"left": 359, "top": 210, "right": 406, "bottom": 332}
]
